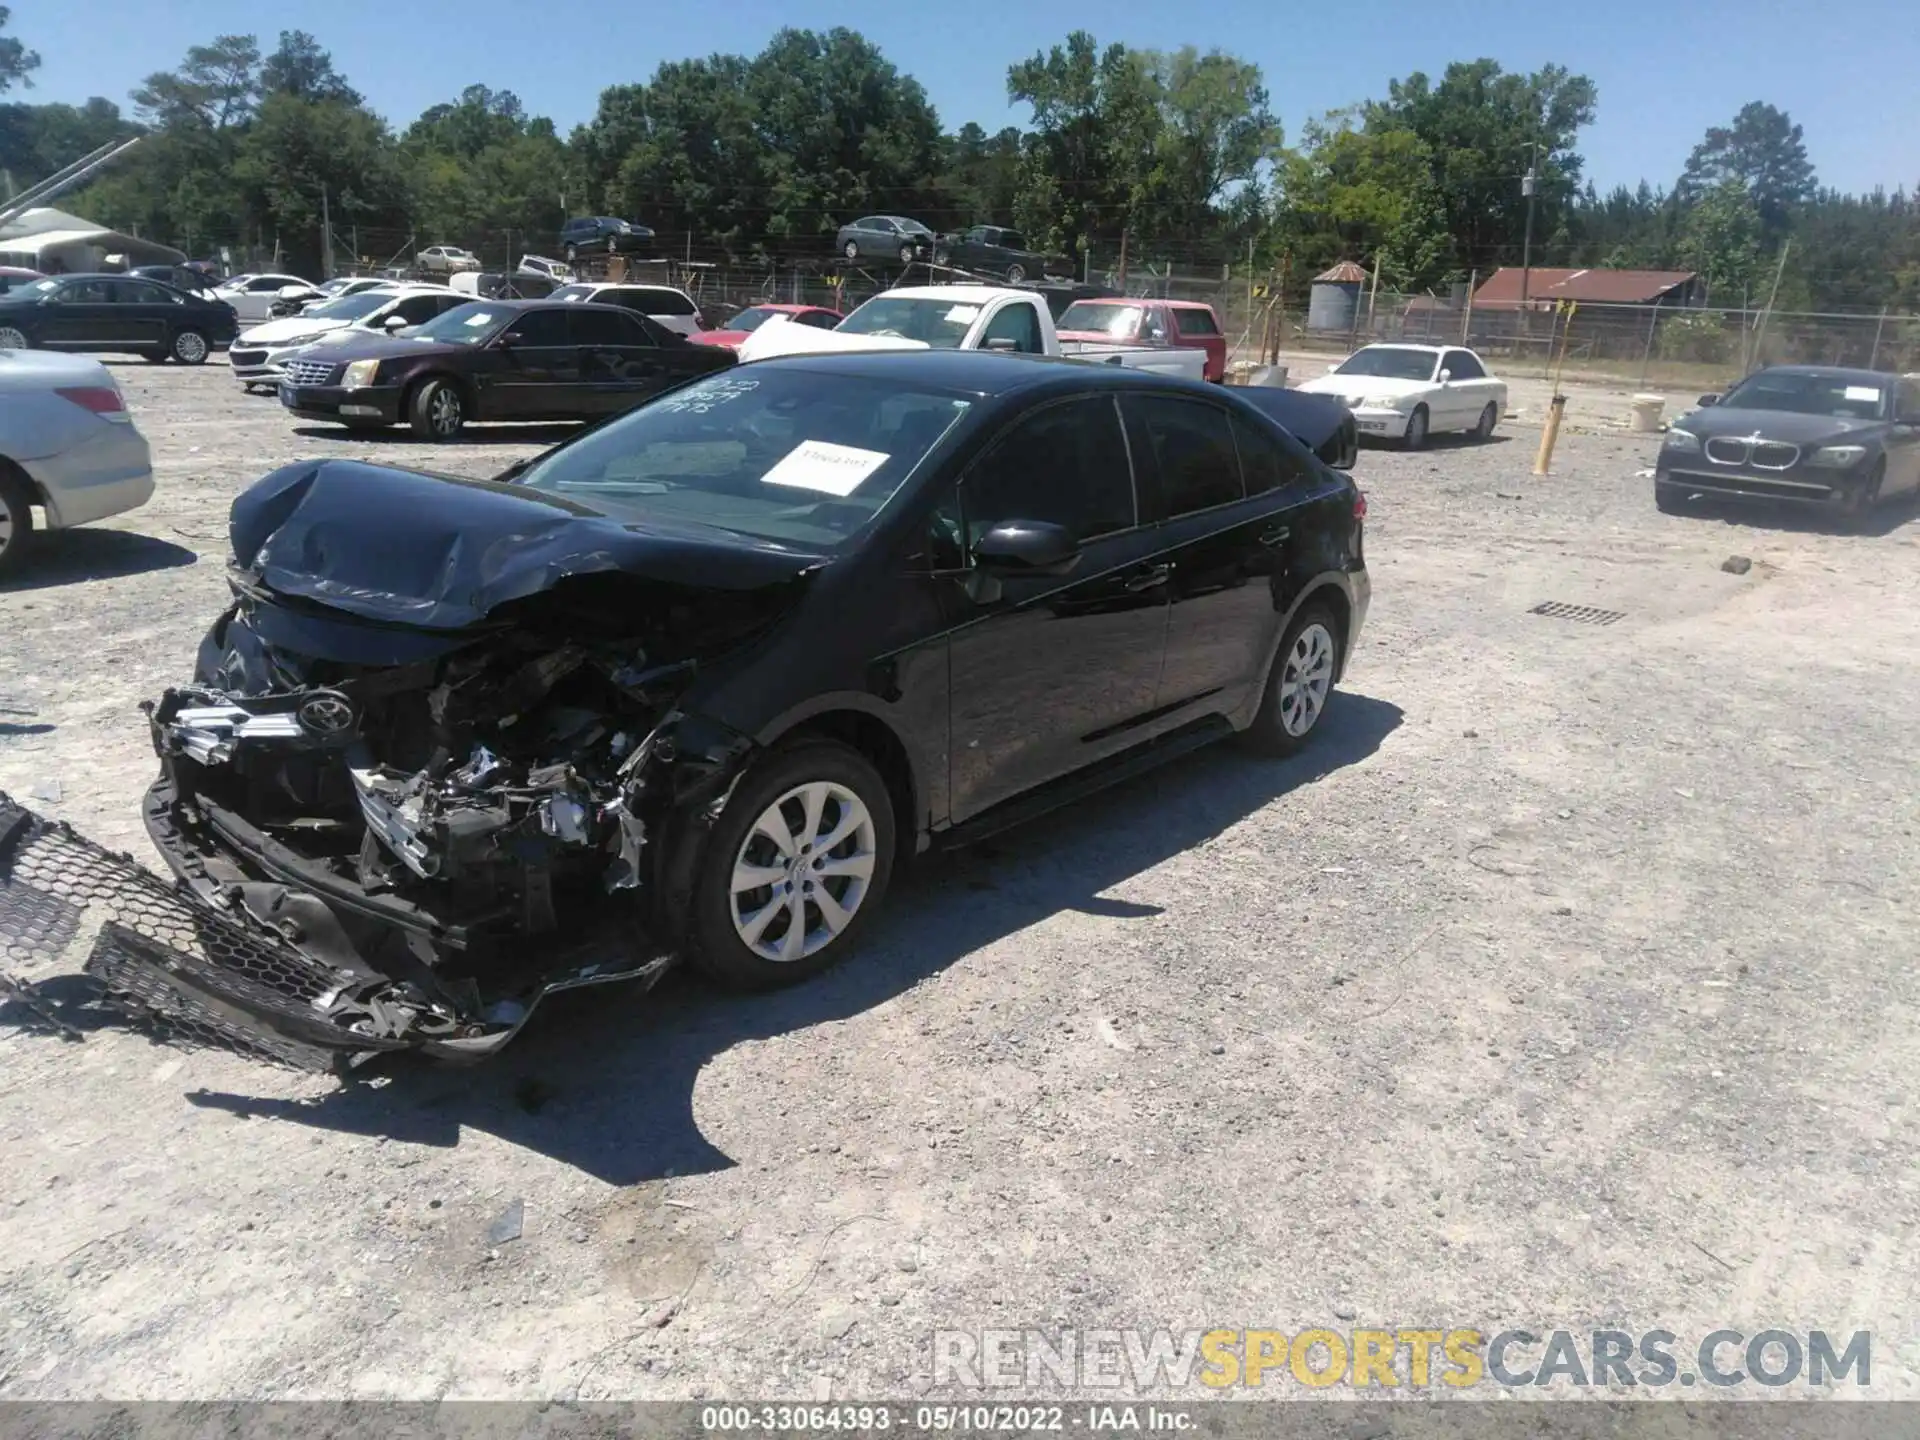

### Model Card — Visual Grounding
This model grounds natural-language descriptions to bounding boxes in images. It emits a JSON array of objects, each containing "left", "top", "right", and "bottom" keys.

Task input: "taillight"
[
  {"left": 1353, "top": 492, "right": 1368, "bottom": 520},
  {"left": 56, "top": 386, "right": 130, "bottom": 422}
]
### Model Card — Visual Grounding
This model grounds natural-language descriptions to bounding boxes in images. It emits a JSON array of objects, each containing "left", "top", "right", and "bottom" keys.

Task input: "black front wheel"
[
  {"left": 1839, "top": 460, "right": 1886, "bottom": 531},
  {"left": 1654, "top": 482, "right": 1693, "bottom": 515},
  {"left": 408, "top": 378, "right": 466, "bottom": 441},
  {"left": 0, "top": 468, "right": 36, "bottom": 578},
  {"left": 689, "top": 741, "right": 897, "bottom": 990},
  {"left": 1401, "top": 406, "right": 1429, "bottom": 451}
]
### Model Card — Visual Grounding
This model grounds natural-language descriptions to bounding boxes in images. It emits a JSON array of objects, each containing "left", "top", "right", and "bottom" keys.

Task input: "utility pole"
[
  {"left": 1518, "top": 141, "right": 1540, "bottom": 350},
  {"left": 320, "top": 184, "right": 333, "bottom": 280}
]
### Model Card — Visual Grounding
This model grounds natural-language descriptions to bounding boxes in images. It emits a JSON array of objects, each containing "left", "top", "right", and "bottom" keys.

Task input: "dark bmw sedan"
[
  {"left": 1657, "top": 366, "right": 1920, "bottom": 520},
  {"left": 276, "top": 298, "right": 736, "bottom": 440},
  {"left": 12, "top": 351, "right": 1369, "bottom": 1066},
  {"left": 0, "top": 272, "right": 239, "bottom": 363}
]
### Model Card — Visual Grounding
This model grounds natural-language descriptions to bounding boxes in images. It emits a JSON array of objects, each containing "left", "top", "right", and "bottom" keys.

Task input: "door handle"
[
  {"left": 1123, "top": 563, "right": 1171, "bottom": 592},
  {"left": 1257, "top": 525, "right": 1291, "bottom": 547}
]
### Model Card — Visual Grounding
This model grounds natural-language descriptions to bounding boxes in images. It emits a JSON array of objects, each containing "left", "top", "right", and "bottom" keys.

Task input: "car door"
[
  {"left": 39, "top": 278, "right": 116, "bottom": 346},
  {"left": 1889, "top": 378, "right": 1920, "bottom": 494},
  {"left": 942, "top": 393, "right": 1173, "bottom": 823},
  {"left": 111, "top": 279, "right": 174, "bottom": 348},
  {"left": 977, "top": 300, "right": 1045, "bottom": 355},
  {"left": 1123, "top": 393, "right": 1296, "bottom": 718},
  {"left": 569, "top": 306, "right": 668, "bottom": 414},
  {"left": 1440, "top": 349, "right": 1494, "bottom": 429},
  {"left": 487, "top": 307, "right": 579, "bottom": 418}
]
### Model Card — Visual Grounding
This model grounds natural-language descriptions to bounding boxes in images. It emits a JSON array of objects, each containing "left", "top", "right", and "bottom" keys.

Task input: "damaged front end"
[{"left": 0, "top": 459, "right": 816, "bottom": 1067}]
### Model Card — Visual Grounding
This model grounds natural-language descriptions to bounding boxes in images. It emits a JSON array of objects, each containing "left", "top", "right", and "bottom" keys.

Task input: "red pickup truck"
[{"left": 1055, "top": 297, "right": 1228, "bottom": 383}]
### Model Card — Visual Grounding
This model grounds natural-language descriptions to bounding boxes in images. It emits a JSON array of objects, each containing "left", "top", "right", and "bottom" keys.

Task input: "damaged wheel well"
[{"left": 778, "top": 709, "right": 918, "bottom": 859}]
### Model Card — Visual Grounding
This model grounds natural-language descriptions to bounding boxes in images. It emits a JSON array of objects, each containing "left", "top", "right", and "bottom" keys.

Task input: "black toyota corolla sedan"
[
  {"left": 0, "top": 351, "right": 1368, "bottom": 1067},
  {"left": 1656, "top": 366, "right": 1920, "bottom": 520}
]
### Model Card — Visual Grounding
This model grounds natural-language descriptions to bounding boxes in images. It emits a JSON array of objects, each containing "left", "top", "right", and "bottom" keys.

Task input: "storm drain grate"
[{"left": 1529, "top": 601, "right": 1626, "bottom": 626}]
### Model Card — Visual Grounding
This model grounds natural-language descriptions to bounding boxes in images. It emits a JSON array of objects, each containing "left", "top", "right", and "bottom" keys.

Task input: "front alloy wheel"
[
  {"left": 0, "top": 326, "right": 27, "bottom": 350},
  {"left": 172, "top": 329, "right": 209, "bottom": 364},
  {"left": 409, "top": 378, "right": 465, "bottom": 440},
  {"left": 692, "top": 741, "right": 896, "bottom": 989}
]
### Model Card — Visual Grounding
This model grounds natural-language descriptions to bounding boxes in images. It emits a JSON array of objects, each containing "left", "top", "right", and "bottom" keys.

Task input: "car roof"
[
  {"left": 878, "top": 284, "right": 1030, "bottom": 303},
  {"left": 748, "top": 347, "right": 1218, "bottom": 398},
  {"left": 1162, "top": 299, "right": 1218, "bottom": 311},
  {"left": 1356, "top": 341, "right": 1448, "bottom": 354},
  {"left": 1745, "top": 364, "right": 1897, "bottom": 384}
]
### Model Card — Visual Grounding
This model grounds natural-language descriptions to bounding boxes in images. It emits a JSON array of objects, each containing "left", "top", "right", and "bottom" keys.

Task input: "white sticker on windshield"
[
  {"left": 944, "top": 305, "right": 981, "bottom": 324},
  {"left": 464, "top": 311, "right": 495, "bottom": 326},
  {"left": 1844, "top": 385, "right": 1882, "bottom": 403},
  {"left": 761, "top": 440, "right": 890, "bottom": 497}
]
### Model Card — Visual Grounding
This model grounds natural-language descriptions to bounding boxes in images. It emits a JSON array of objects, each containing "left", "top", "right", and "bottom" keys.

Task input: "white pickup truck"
[{"left": 736, "top": 283, "right": 1208, "bottom": 380}]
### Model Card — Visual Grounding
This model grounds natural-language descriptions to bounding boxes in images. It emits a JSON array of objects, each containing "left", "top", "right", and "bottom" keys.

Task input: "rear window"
[{"left": 1173, "top": 307, "right": 1220, "bottom": 337}]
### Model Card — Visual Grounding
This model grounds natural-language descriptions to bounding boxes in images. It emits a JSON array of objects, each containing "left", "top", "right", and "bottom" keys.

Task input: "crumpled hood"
[
  {"left": 1296, "top": 375, "right": 1432, "bottom": 404},
  {"left": 239, "top": 315, "right": 350, "bottom": 346},
  {"left": 738, "top": 315, "right": 924, "bottom": 364},
  {"left": 229, "top": 459, "right": 826, "bottom": 632}
]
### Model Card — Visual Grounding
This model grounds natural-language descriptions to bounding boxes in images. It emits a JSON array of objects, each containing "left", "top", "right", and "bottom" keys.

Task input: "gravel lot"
[{"left": 2, "top": 359, "right": 1917, "bottom": 1402}]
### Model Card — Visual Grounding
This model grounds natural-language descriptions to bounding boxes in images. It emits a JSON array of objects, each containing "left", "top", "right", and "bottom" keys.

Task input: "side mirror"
[
  {"left": 973, "top": 520, "right": 1080, "bottom": 576},
  {"left": 383, "top": 313, "right": 410, "bottom": 330},
  {"left": 1697, "top": 393, "right": 1720, "bottom": 407},
  {"left": 982, "top": 337, "right": 1018, "bottom": 352},
  {"left": 1437, "top": 368, "right": 1453, "bottom": 383},
  {"left": 1325, "top": 362, "right": 1339, "bottom": 373}
]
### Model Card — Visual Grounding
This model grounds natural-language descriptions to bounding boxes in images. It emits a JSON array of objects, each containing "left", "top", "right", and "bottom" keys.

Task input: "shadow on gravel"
[
  {"left": 1, "top": 529, "right": 197, "bottom": 593},
  {"left": 1671, "top": 487, "right": 1920, "bottom": 539},
  {"left": 183, "top": 692, "right": 1404, "bottom": 1183},
  {"left": 291, "top": 423, "right": 581, "bottom": 448}
]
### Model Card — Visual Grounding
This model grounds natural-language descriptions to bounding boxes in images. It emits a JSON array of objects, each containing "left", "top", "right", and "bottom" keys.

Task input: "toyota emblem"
[{"left": 297, "top": 692, "right": 355, "bottom": 737}]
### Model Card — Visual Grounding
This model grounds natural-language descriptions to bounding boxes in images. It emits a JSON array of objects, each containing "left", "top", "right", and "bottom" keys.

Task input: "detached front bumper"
[{"left": 279, "top": 383, "right": 403, "bottom": 425}]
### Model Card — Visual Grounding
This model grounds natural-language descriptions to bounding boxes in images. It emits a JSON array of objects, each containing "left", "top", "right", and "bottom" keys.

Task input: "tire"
[
  {"left": 1240, "top": 603, "right": 1341, "bottom": 757},
  {"left": 1401, "top": 405, "right": 1429, "bottom": 451},
  {"left": 0, "top": 326, "right": 28, "bottom": 350},
  {"left": 688, "top": 741, "right": 897, "bottom": 990},
  {"left": 843, "top": 241, "right": 860, "bottom": 261},
  {"left": 1473, "top": 402, "right": 1499, "bottom": 440},
  {"left": 407, "top": 377, "right": 466, "bottom": 441},
  {"left": 1654, "top": 483, "right": 1692, "bottom": 515},
  {"left": 898, "top": 244, "right": 915, "bottom": 265},
  {"left": 1005, "top": 263, "right": 1026, "bottom": 283},
  {"left": 171, "top": 329, "right": 210, "bottom": 365},
  {"left": 143, "top": 350, "right": 170, "bottom": 364},
  {"left": 1840, "top": 460, "right": 1886, "bottom": 531},
  {"left": 0, "top": 467, "right": 37, "bottom": 580},
  {"left": 933, "top": 248, "right": 951, "bottom": 267}
]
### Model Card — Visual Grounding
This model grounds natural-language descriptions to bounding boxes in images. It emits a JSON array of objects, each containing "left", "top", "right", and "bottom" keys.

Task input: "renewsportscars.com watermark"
[{"left": 933, "top": 1328, "right": 1871, "bottom": 1391}]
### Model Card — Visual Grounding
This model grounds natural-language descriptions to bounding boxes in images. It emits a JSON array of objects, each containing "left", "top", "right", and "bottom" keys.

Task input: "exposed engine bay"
[{"left": 0, "top": 458, "right": 820, "bottom": 1069}]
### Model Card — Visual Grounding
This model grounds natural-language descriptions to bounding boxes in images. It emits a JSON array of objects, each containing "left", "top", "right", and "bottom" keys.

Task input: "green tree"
[
  {"left": 1680, "top": 101, "right": 1815, "bottom": 235},
  {"left": 1145, "top": 46, "right": 1280, "bottom": 243},
  {"left": 259, "top": 30, "right": 361, "bottom": 106},
  {"left": 1275, "top": 116, "right": 1451, "bottom": 287},
  {"left": 131, "top": 34, "right": 261, "bottom": 131},
  {"left": 1677, "top": 177, "right": 1764, "bottom": 302},
  {"left": 0, "top": 5, "right": 37, "bottom": 94},
  {"left": 1363, "top": 59, "right": 1597, "bottom": 276}
]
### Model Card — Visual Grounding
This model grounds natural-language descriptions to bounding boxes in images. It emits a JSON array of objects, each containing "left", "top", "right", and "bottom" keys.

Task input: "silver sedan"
[{"left": 0, "top": 349, "right": 155, "bottom": 577}]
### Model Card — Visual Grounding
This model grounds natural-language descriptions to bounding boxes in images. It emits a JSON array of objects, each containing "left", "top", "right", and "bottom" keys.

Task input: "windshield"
[
  {"left": 1335, "top": 347, "right": 1439, "bottom": 381},
  {"left": 516, "top": 370, "right": 972, "bottom": 548},
  {"left": 1718, "top": 371, "right": 1889, "bottom": 420},
  {"left": 406, "top": 302, "right": 508, "bottom": 345},
  {"left": 550, "top": 284, "right": 595, "bottom": 303},
  {"left": 837, "top": 296, "right": 979, "bottom": 348},
  {"left": 1059, "top": 302, "right": 1145, "bottom": 337},
  {"left": 22, "top": 278, "right": 61, "bottom": 298},
  {"left": 305, "top": 291, "right": 394, "bottom": 321}
]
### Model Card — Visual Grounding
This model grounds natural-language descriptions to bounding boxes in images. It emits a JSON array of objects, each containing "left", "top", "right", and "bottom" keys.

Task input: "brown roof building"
[{"left": 1473, "top": 266, "right": 1702, "bottom": 310}]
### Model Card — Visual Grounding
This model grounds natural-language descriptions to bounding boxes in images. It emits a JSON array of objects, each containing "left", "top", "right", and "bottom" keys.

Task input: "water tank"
[{"left": 1307, "top": 261, "right": 1367, "bottom": 332}]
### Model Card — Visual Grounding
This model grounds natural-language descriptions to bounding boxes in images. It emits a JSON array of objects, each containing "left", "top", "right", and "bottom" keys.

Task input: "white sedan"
[
  {"left": 418, "top": 245, "right": 482, "bottom": 274},
  {"left": 1295, "top": 343, "right": 1507, "bottom": 449},
  {"left": 213, "top": 273, "right": 320, "bottom": 324},
  {"left": 0, "top": 350, "right": 154, "bottom": 577},
  {"left": 228, "top": 286, "right": 469, "bottom": 390}
]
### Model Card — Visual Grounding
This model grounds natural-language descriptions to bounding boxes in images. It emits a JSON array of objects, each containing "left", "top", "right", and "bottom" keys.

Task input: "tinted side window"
[
  {"left": 501, "top": 309, "right": 571, "bottom": 346},
  {"left": 1002, "top": 232, "right": 1026, "bottom": 251},
  {"left": 628, "top": 287, "right": 697, "bottom": 317},
  {"left": 388, "top": 294, "right": 445, "bottom": 324},
  {"left": 570, "top": 308, "right": 639, "bottom": 346},
  {"left": 980, "top": 302, "right": 1043, "bottom": 354},
  {"left": 115, "top": 280, "right": 168, "bottom": 304},
  {"left": 963, "top": 396, "right": 1135, "bottom": 544},
  {"left": 797, "top": 310, "right": 839, "bottom": 329},
  {"left": 1229, "top": 413, "right": 1306, "bottom": 497},
  {"left": 1130, "top": 395, "right": 1243, "bottom": 517},
  {"left": 63, "top": 279, "right": 111, "bottom": 302},
  {"left": 1173, "top": 308, "right": 1220, "bottom": 336},
  {"left": 1446, "top": 350, "right": 1485, "bottom": 379}
]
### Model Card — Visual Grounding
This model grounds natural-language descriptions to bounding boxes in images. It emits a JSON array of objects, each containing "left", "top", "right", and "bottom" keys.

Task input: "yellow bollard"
[{"left": 1534, "top": 394, "right": 1567, "bottom": 475}]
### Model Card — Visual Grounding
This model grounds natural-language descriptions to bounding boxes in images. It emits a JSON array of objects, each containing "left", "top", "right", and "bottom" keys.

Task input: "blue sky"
[{"left": 13, "top": 0, "right": 1919, "bottom": 196}]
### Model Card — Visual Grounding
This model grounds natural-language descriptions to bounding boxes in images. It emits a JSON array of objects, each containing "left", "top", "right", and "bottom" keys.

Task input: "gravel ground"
[{"left": 2, "top": 360, "right": 1917, "bottom": 1402}]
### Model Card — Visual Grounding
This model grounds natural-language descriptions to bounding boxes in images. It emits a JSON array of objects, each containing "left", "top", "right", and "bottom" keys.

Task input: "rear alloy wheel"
[
  {"left": 1241, "top": 604, "right": 1340, "bottom": 757},
  {"left": 171, "top": 329, "right": 209, "bottom": 365},
  {"left": 844, "top": 241, "right": 860, "bottom": 261},
  {"left": 0, "top": 326, "right": 27, "bottom": 350},
  {"left": 1005, "top": 262, "right": 1026, "bottom": 283},
  {"left": 0, "top": 469, "right": 37, "bottom": 579},
  {"left": 898, "top": 243, "right": 916, "bottom": 265},
  {"left": 691, "top": 741, "right": 896, "bottom": 990},
  {"left": 408, "top": 378, "right": 465, "bottom": 441},
  {"left": 1474, "top": 402, "right": 1499, "bottom": 440},
  {"left": 1401, "top": 405, "right": 1429, "bottom": 450},
  {"left": 933, "top": 247, "right": 951, "bottom": 267}
]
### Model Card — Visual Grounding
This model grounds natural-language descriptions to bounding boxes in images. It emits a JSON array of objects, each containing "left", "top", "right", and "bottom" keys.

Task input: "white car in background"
[
  {"left": 215, "top": 272, "right": 320, "bottom": 323},
  {"left": 548, "top": 281, "right": 705, "bottom": 337},
  {"left": 0, "top": 350, "right": 153, "bottom": 577},
  {"left": 417, "top": 245, "right": 482, "bottom": 274},
  {"left": 228, "top": 286, "right": 470, "bottom": 390},
  {"left": 313, "top": 276, "right": 397, "bottom": 301},
  {"left": 1295, "top": 342, "right": 1507, "bottom": 449}
]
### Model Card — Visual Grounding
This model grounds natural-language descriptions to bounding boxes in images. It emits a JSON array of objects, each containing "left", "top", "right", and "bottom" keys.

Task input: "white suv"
[
  {"left": 228, "top": 286, "right": 469, "bottom": 390},
  {"left": 548, "top": 282, "right": 705, "bottom": 337}
]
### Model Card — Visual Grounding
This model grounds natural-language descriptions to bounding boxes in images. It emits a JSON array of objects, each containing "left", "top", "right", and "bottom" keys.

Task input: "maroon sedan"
[{"left": 691, "top": 302, "right": 843, "bottom": 352}]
